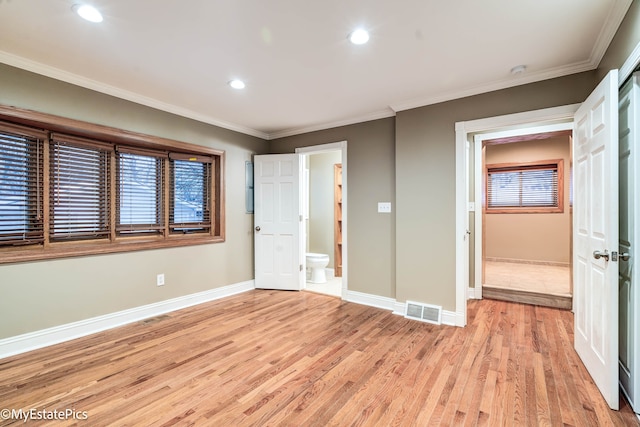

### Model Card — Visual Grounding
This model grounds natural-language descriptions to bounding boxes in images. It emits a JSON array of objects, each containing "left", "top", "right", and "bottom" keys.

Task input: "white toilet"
[{"left": 306, "top": 252, "right": 330, "bottom": 283}]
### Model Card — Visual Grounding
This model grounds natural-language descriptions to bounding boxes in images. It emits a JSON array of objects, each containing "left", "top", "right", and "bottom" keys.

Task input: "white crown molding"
[
  {"left": 390, "top": 60, "right": 595, "bottom": 113},
  {"left": 590, "top": 0, "right": 634, "bottom": 69},
  {"left": 0, "top": 280, "right": 254, "bottom": 360},
  {"left": 390, "top": 1, "right": 632, "bottom": 114},
  {"left": 0, "top": 52, "right": 269, "bottom": 140},
  {"left": 267, "top": 108, "right": 396, "bottom": 140}
]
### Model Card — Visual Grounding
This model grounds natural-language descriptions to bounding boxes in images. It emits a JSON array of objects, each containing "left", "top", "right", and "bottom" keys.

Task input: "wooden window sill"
[{"left": 0, "top": 235, "right": 224, "bottom": 265}]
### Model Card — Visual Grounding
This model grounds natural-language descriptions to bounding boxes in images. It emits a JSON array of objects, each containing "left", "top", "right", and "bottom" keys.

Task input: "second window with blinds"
[{"left": 485, "top": 159, "right": 564, "bottom": 214}]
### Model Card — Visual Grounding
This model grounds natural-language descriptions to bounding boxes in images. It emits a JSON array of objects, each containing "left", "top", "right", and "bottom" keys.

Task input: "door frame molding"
[
  {"left": 455, "top": 104, "right": 579, "bottom": 326},
  {"left": 620, "top": 37, "right": 640, "bottom": 86},
  {"left": 472, "top": 121, "right": 575, "bottom": 301},
  {"left": 296, "top": 141, "right": 348, "bottom": 296}
]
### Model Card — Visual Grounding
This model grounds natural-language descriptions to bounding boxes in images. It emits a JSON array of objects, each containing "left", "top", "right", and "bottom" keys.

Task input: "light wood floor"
[{"left": 0, "top": 291, "right": 638, "bottom": 426}]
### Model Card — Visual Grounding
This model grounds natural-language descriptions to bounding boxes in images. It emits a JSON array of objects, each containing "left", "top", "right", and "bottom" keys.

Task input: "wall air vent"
[{"left": 405, "top": 301, "right": 442, "bottom": 325}]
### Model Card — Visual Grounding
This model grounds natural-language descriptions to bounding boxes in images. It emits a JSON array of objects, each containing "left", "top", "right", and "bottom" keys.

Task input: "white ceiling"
[{"left": 0, "top": 0, "right": 632, "bottom": 140}]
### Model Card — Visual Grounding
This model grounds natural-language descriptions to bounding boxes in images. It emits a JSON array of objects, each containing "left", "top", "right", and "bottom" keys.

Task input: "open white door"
[
  {"left": 573, "top": 69, "right": 619, "bottom": 410},
  {"left": 254, "top": 154, "right": 303, "bottom": 290},
  {"left": 619, "top": 72, "right": 640, "bottom": 412}
]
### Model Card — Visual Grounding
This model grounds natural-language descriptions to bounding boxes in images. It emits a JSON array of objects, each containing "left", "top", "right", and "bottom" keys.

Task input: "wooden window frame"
[
  {"left": 485, "top": 159, "right": 564, "bottom": 214},
  {"left": 0, "top": 105, "right": 225, "bottom": 264}
]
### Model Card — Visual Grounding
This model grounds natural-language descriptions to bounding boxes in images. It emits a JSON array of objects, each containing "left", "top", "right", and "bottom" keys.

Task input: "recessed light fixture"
[
  {"left": 229, "top": 79, "right": 246, "bottom": 90},
  {"left": 349, "top": 28, "right": 370, "bottom": 45},
  {"left": 510, "top": 65, "right": 527, "bottom": 75},
  {"left": 72, "top": 4, "right": 103, "bottom": 23}
]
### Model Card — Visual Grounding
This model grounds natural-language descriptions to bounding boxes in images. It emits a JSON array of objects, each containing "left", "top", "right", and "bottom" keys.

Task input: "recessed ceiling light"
[
  {"left": 510, "top": 65, "right": 527, "bottom": 75},
  {"left": 349, "top": 28, "right": 370, "bottom": 45},
  {"left": 72, "top": 4, "right": 103, "bottom": 23},
  {"left": 229, "top": 79, "right": 246, "bottom": 90}
]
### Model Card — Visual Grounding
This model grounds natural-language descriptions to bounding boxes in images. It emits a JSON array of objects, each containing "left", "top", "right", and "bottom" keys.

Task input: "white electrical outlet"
[
  {"left": 378, "top": 202, "right": 392, "bottom": 213},
  {"left": 157, "top": 273, "right": 165, "bottom": 286}
]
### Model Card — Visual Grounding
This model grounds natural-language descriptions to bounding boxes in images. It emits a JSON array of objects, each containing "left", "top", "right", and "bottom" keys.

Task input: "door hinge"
[
  {"left": 300, "top": 264, "right": 303, "bottom": 272},
  {"left": 300, "top": 215, "right": 303, "bottom": 222}
]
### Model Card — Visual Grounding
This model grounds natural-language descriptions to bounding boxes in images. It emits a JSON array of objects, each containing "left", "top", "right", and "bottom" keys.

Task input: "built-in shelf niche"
[{"left": 334, "top": 163, "right": 342, "bottom": 277}]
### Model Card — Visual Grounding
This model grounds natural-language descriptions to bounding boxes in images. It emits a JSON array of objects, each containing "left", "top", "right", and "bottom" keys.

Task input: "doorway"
[
  {"left": 454, "top": 104, "right": 580, "bottom": 327},
  {"left": 478, "top": 129, "right": 573, "bottom": 309},
  {"left": 296, "top": 142, "right": 348, "bottom": 298}
]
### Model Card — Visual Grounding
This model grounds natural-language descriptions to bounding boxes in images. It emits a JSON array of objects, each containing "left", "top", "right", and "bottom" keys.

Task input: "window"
[
  {"left": 0, "top": 123, "right": 44, "bottom": 245},
  {"left": 486, "top": 160, "right": 564, "bottom": 213},
  {"left": 117, "top": 149, "right": 165, "bottom": 235},
  {"left": 0, "top": 106, "right": 224, "bottom": 264},
  {"left": 169, "top": 154, "right": 212, "bottom": 234},
  {"left": 50, "top": 135, "right": 112, "bottom": 241}
]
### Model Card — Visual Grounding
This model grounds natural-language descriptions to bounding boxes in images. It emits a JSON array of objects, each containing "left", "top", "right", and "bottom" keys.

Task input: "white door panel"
[
  {"left": 573, "top": 69, "right": 619, "bottom": 410},
  {"left": 619, "top": 72, "right": 640, "bottom": 412},
  {"left": 254, "top": 154, "right": 303, "bottom": 290}
]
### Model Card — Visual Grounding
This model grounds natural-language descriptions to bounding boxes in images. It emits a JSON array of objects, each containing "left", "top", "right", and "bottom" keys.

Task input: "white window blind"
[
  {"left": 0, "top": 123, "right": 44, "bottom": 245},
  {"left": 487, "top": 164, "right": 559, "bottom": 209}
]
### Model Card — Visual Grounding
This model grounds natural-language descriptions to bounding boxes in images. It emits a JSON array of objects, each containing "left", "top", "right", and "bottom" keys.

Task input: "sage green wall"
[
  {"left": 308, "top": 151, "right": 342, "bottom": 268},
  {"left": 270, "top": 118, "right": 396, "bottom": 298},
  {"left": 484, "top": 136, "right": 571, "bottom": 264},
  {"left": 395, "top": 72, "right": 597, "bottom": 311},
  {"left": 0, "top": 64, "right": 268, "bottom": 339}
]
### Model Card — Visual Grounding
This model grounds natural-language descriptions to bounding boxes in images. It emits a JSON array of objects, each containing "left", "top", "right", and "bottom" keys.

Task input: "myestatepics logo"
[{"left": 1, "top": 408, "right": 88, "bottom": 422}]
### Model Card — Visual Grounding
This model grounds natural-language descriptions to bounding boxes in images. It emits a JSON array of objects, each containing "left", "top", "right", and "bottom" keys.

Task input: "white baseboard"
[
  {"left": 344, "top": 290, "right": 397, "bottom": 311},
  {"left": 441, "top": 310, "right": 460, "bottom": 326},
  {"left": 347, "top": 291, "right": 462, "bottom": 327},
  {"left": 467, "top": 286, "right": 482, "bottom": 300},
  {"left": 0, "top": 280, "right": 254, "bottom": 360},
  {"left": 393, "top": 301, "right": 406, "bottom": 316}
]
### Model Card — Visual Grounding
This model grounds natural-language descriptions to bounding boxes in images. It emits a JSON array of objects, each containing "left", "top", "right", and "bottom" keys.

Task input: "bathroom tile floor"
[
  {"left": 305, "top": 277, "right": 342, "bottom": 297},
  {"left": 484, "top": 261, "right": 571, "bottom": 296}
]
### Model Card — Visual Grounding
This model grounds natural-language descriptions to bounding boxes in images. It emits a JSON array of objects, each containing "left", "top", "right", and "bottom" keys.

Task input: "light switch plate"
[{"left": 378, "top": 202, "right": 392, "bottom": 213}]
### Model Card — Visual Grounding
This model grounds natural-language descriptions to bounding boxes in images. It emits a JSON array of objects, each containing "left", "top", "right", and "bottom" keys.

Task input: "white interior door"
[
  {"left": 573, "top": 69, "right": 619, "bottom": 410},
  {"left": 619, "top": 72, "right": 640, "bottom": 412},
  {"left": 254, "top": 154, "right": 303, "bottom": 290}
]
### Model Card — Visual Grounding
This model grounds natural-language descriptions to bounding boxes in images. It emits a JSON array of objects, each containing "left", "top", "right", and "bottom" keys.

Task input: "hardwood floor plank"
[{"left": 0, "top": 291, "right": 638, "bottom": 426}]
